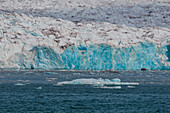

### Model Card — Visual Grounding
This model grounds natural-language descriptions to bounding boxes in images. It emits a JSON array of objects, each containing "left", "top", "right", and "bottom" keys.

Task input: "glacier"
[{"left": 0, "top": 0, "right": 170, "bottom": 70}]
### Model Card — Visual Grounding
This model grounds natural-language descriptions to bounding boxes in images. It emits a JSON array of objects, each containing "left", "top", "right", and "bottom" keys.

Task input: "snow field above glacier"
[{"left": 1, "top": 0, "right": 170, "bottom": 28}]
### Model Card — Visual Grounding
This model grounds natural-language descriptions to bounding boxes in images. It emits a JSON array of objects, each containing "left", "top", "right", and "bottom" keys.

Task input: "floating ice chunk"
[
  {"left": 14, "top": 83, "right": 25, "bottom": 86},
  {"left": 16, "top": 80, "right": 30, "bottom": 84},
  {"left": 17, "top": 80, "right": 30, "bottom": 82},
  {"left": 127, "top": 86, "right": 135, "bottom": 88},
  {"left": 46, "top": 78, "right": 58, "bottom": 81},
  {"left": 89, "top": 72, "right": 96, "bottom": 75},
  {"left": 111, "top": 78, "right": 121, "bottom": 83},
  {"left": 36, "top": 87, "right": 42, "bottom": 90},
  {"left": 113, "top": 86, "right": 121, "bottom": 89},
  {"left": 45, "top": 72, "right": 58, "bottom": 75},
  {"left": 56, "top": 78, "right": 139, "bottom": 86},
  {"left": 96, "top": 86, "right": 121, "bottom": 89},
  {"left": 73, "top": 73, "right": 81, "bottom": 75},
  {"left": 17, "top": 80, "right": 25, "bottom": 82},
  {"left": 104, "top": 79, "right": 110, "bottom": 82},
  {"left": 25, "top": 80, "right": 30, "bottom": 82},
  {"left": 23, "top": 72, "right": 34, "bottom": 75}
]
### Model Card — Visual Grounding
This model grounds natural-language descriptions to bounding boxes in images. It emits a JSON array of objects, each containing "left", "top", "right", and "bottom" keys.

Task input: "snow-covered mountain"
[{"left": 0, "top": 0, "right": 169, "bottom": 70}]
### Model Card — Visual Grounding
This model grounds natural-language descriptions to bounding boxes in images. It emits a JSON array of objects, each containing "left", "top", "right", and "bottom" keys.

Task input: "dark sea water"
[{"left": 0, "top": 70, "right": 170, "bottom": 113}]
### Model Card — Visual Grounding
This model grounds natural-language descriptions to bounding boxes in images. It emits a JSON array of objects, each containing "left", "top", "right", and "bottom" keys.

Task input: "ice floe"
[
  {"left": 14, "top": 83, "right": 25, "bottom": 86},
  {"left": 35, "top": 87, "right": 42, "bottom": 90}
]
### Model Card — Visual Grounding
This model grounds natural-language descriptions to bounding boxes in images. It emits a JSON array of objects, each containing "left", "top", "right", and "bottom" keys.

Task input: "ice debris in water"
[
  {"left": 14, "top": 80, "right": 30, "bottom": 86},
  {"left": 45, "top": 72, "right": 58, "bottom": 75},
  {"left": 56, "top": 78, "right": 139, "bottom": 86},
  {"left": 72, "top": 73, "right": 81, "bottom": 75},
  {"left": 96, "top": 86, "right": 122, "bottom": 89},
  {"left": 14, "top": 83, "right": 25, "bottom": 86},
  {"left": 127, "top": 86, "right": 135, "bottom": 88},
  {"left": 35, "top": 87, "right": 42, "bottom": 90}
]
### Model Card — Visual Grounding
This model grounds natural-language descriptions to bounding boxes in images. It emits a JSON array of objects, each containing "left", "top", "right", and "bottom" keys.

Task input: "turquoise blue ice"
[{"left": 25, "top": 41, "right": 170, "bottom": 70}]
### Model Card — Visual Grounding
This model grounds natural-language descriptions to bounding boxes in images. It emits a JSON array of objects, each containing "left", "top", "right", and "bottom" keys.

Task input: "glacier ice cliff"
[
  {"left": 0, "top": 0, "right": 170, "bottom": 70},
  {"left": 27, "top": 42, "right": 170, "bottom": 70},
  {"left": 2, "top": 41, "right": 170, "bottom": 70}
]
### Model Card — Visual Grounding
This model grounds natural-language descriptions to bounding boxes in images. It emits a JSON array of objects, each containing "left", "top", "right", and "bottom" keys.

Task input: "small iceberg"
[
  {"left": 127, "top": 86, "right": 135, "bottom": 88},
  {"left": 97, "top": 86, "right": 121, "bottom": 89},
  {"left": 73, "top": 73, "right": 81, "bottom": 75},
  {"left": 113, "top": 86, "right": 121, "bottom": 89},
  {"left": 16, "top": 80, "right": 30, "bottom": 85},
  {"left": 56, "top": 78, "right": 139, "bottom": 86},
  {"left": 36, "top": 87, "right": 42, "bottom": 90},
  {"left": 23, "top": 72, "right": 34, "bottom": 75},
  {"left": 89, "top": 72, "right": 96, "bottom": 75},
  {"left": 45, "top": 72, "right": 58, "bottom": 75},
  {"left": 46, "top": 78, "right": 58, "bottom": 82},
  {"left": 14, "top": 83, "right": 25, "bottom": 86}
]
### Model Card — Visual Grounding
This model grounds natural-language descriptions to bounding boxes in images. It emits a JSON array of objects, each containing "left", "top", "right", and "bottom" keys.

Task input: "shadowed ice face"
[{"left": 167, "top": 45, "right": 170, "bottom": 61}]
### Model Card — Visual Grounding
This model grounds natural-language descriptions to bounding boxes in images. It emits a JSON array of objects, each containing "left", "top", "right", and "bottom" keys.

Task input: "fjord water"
[{"left": 0, "top": 70, "right": 170, "bottom": 113}]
